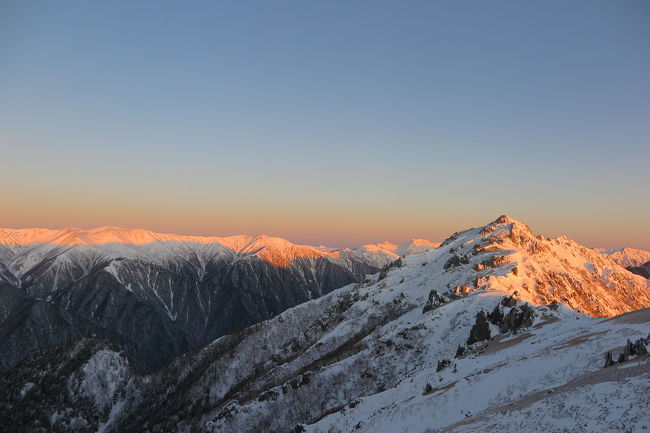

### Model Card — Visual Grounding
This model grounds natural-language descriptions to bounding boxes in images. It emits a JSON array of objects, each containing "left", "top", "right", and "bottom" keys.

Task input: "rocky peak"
[{"left": 434, "top": 215, "right": 650, "bottom": 318}]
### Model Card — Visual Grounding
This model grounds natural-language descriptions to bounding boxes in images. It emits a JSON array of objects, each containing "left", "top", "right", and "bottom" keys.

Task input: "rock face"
[
  {"left": 0, "top": 228, "right": 395, "bottom": 372},
  {"left": 501, "top": 304, "right": 534, "bottom": 333},
  {"left": 485, "top": 295, "right": 535, "bottom": 335},
  {"left": 422, "top": 289, "right": 446, "bottom": 313},
  {"left": 467, "top": 311, "right": 491, "bottom": 345}
]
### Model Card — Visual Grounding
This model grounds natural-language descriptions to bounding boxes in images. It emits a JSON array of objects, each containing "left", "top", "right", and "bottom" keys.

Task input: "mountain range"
[
  {"left": 0, "top": 226, "right": 439, "bottom": 373},
  {"left": 1, "top": 216, "right": 649, "bottom": 432},
  {"left": 598, "top": 247, "right": 650, "bottom": 280}
]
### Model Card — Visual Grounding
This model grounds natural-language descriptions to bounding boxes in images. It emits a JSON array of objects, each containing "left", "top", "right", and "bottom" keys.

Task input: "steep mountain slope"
[
  {"left": 457, "top": 216, "right": 650, "bottom": 317},
  {"left": 0, "top": 227, "right": 396, "bottom": 372},
  {"left": 2, "top": 215, "right": 648, "bottom": 433}
]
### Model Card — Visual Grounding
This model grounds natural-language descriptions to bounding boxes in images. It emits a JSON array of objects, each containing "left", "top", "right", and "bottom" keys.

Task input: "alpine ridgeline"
[
  {"left": 598, "top": 247, "right": 650, "bottom": 280},
  {"left": 2, "top": 215, "right": 649, "bottom": 433},
  {"left": 0, "top": 227, "right": 408, "bottom": 372}
]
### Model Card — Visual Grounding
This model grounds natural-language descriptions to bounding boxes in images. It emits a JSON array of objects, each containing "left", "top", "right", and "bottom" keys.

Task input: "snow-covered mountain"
[
  {"left": 2, "top": 215, "right": 649, "bottom": 433},
  {"left": 0, "top": 226, "right": 397, "bottom": 271},
  {"left": 360, "top": 239, "right": 441, "bottom": 258},
  {"left": 597, "top": 247, "right": 650, "bottom": 268},
  {"left": 597, "top": 247, "right": 650, "bottom": 280},
  {"left": 0, "top": 227, "right": 399, "bottom": 372}
]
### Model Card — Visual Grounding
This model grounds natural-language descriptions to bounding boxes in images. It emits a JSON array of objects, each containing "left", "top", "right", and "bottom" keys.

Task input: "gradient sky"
[{"left": 1, "top": 0, "right": 649, "bottom": 249}]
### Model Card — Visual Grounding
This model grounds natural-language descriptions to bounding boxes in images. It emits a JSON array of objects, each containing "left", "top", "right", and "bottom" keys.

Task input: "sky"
[{"left": 1, "top": 0, "right": 649, "bottom": 249}]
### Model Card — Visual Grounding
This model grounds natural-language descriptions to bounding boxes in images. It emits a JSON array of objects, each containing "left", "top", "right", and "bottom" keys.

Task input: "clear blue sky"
[{"left": 1, "top": 0, "right": 649, "bottom": 248}]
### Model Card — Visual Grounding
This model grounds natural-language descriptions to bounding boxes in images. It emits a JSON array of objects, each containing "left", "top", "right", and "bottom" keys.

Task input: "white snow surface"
[{"left": 187, "top": 215, "right": 650, "bottom": 433}]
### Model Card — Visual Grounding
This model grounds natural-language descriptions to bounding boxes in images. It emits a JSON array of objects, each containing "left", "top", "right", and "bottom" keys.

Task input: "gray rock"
[
  {"left": 500, "top": 303, "right": 534, "bottom": 333},
  {"left": 467, "top": 311, "right": 491, "bottom": 345},
  {"left": 634, "top": 339, "right": 648, "bottom": 355},
  {"left": 423, "top": 290, "right": 446, "bottom": 313},
  {"left": 624, "top": 339, "right": 634, "bottom": 356}
]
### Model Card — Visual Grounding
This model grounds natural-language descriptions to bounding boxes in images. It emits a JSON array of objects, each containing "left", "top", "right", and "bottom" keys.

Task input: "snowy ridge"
[
  {"left": 598, "top": 247, "right": 650, "bottom": 268},
  {"left": 361, "top": 239, "right": 441, "bottom": 258},
  {"left": 186, "top": 215, "right": 650, "bottom": 433},
  {"left": 0, "top": 226, "right": 384, "bottom": 273},
  {"left": 0, "top": 226, "right": 402, "bottom": 275},
  {"left": 1, "top": 215, "right": 649, "bottom": 433},
  {"left": 440, "top": 215, "right": 650, "bottom": 317}
]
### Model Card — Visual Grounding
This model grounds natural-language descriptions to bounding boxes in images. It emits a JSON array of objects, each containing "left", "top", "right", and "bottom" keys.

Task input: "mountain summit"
[{"left": 437, "top": 214, "right": 650, "bottom": 316}]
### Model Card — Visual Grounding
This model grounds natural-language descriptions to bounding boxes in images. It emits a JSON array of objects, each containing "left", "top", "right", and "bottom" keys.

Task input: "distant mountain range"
[
  {"left": 1, "top": 216, "right": 649, "bottom": 433},
  {"left": 597, "top": 247, "right": 650, "bottom": 280},
  {"left": 597, "top": 247, "right": 650, "bottom": 268},
  {"left": 0, "top": 226, "right": 438, "bottom": 372}
]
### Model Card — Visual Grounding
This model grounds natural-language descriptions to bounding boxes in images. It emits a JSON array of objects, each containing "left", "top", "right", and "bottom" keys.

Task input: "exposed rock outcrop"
[
  {"left": 467, "top": 311, "right": 491, "bottom": 345},
  {"left": 485, "top": 295, "right": 534, "bottom": 334},
  {"left": 423, "top": 290, "right": 446, "bottom": 313}
]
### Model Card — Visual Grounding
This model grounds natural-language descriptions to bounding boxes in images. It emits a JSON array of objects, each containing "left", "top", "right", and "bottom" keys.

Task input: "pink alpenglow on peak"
[
  {"left": 361, "top": 239, "right": 441, "bottom": 258},
  {"left": 0, "top": 226, "right": 432, "bottom": 269}
]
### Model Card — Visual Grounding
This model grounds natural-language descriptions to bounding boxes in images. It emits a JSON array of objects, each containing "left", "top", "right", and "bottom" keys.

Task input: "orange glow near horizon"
[
  {"left": 2, "top": 173, "right": 649, "bottom": 251},
  {"left": 1, "top": 1, "right": 649, "bottom": 255},
  {"left": 2, "top": 193, "right": 649, "bottom": 251}
]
